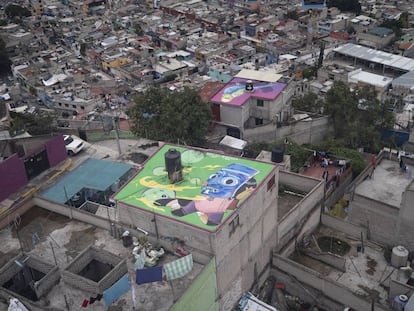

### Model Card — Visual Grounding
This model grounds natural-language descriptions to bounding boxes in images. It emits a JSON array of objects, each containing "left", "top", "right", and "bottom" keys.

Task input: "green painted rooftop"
[{"left": 114, "top": 144, "right": 276, "bottom": 232}]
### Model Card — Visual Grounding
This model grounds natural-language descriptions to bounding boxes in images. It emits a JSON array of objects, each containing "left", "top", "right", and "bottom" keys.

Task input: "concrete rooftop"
[
  {"left": 114, "top": 143, "right": 276, "bottom": 232},
  {"left": 0, "top": 207, "right": 203, "bottom": 311},
  {"left": 354, "top": 159, "right": 413, "bottom": 208},
  {"left": 291, "top": 226, "right": 402, "bottom": 308}
]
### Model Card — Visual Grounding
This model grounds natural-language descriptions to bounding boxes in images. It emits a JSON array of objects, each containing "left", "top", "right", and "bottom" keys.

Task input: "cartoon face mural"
[
  {"left": 114, "top": 145, "right": 275, "bottom": 231},
  {"left": 151, "top": 163, "right": 259, "bottom": 226},
  {"left": 201, "top": 163, "right": 259, "bottom": 199},
  {"left": 142, "top": 188, "right": 175, "bottom": 202}
]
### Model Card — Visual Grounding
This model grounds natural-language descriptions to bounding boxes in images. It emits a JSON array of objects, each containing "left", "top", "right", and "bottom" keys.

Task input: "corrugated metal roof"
[
  {"left": 392, "top": 71, "right": 414, "bottom": 88},
  {"left": 334, "top": 43, "right": 414, "bottom": 72}
]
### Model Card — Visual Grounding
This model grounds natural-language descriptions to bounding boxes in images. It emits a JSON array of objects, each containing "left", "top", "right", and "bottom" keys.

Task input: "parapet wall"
[
  {"left": 272, "top": 254, "right": 389, "bottom": 311},
  {"left": 62, "top": 246, "right": 126, "bottom": 294},
  {"left": 277, "top": 172, "right": 324, "bottom": 256}
]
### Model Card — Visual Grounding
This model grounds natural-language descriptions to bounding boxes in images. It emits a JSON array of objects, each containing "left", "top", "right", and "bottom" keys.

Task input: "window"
[
  {"left": 255, "top": 118, "right": 263, "bottom": 125},
  {"left": 229, "top": 215, "right": 240, "bottom": 237},
  {"left": 267, "top": 175, "right": 275, "bottom": 191},
  {"left": 72, "top": 105, "right": 77, "bottom": 109},
  {"left": 64, "top": 104, "right": 69, "bottom": 107},
  {"left": 257, "top": 99, "right": 264, "bottom": 107},
  {"left": 80, "top": 106, "right": 85, "bottom": 110}
]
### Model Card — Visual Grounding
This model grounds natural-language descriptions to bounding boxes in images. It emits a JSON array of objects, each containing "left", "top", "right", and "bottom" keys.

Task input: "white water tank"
[{"left": 391, "top": 245, "right": 409, "bottom": 268}]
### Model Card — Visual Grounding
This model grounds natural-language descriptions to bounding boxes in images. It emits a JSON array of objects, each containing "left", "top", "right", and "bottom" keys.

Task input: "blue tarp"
[
  {"left": 381, "top": 130, "right": 410, "bottom": 147},
  {"left": 40, "top": 158, "right": 133, "bottom": 204}
]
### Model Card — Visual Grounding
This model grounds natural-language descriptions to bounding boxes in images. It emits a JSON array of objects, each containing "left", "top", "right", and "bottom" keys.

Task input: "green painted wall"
[{"left": 170, "top": 257, "right": 218, "bottom": 311}]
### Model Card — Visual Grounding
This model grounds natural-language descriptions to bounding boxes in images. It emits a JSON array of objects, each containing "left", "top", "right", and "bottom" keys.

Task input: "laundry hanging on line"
[
  {"left": 103, "top": 274, "right": 131, "bottom": 307},
  {"left": 163, "top": 254, "right": 193, "bottom": 281},
  {"left": 136, "top": 265, "right": 163, "bottom": 285}
]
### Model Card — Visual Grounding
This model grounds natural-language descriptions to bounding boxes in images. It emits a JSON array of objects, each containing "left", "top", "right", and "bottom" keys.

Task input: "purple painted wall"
[
  {"left": 45, "top": 135, "right": 67, "bottom": 166},
  {"left": 0, "top": 154, "right": 29, "bottom": 202}
]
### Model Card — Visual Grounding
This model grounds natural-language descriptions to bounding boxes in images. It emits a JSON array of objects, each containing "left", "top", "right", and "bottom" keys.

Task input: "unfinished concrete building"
[
  {"left": 262, "top": 149, "right": 414, "bottom": 311},
  {"left": 0, "top": 254, "right": 60, "bottom": 310},
  {"left": 113, "top": 143, "right": 325, "bottom": 310},
  {"left": 62, "top": 245, "right": 127, "bottom": 294},
  {"left": 8, "top": 140, "right": 326, "bottom": 310}
]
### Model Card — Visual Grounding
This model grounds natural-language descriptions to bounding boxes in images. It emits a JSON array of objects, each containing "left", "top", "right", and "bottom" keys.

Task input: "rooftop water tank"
[
  {"left": 164, "top": 148, "right": 183, "bottom": 183},
  {"left": 393, "top": 295, "right": 408, "bottom": 311},
  {"left": 245, "top": 80, "right": 254, "bottom": 92},
  {"left": 271, "top": 146, "right": 284, "bottom": 163},
  {"left": 391, "top": 245, "right": 409, "bottom": 268}
]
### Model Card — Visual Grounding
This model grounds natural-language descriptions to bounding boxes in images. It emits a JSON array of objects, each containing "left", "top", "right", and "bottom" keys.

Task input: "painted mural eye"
[
  {"left": 222, "top": 177, "right": 237, "bottom": 186},
  {"left": 161, "top": 194, "right": 168, "bottom": 198},
  {"left": 209, "top": 174, "right": 217, "bottom": 179}
]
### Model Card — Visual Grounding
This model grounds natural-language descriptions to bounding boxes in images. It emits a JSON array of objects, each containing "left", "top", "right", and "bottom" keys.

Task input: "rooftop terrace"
[
  {"left": 290, "top": 225, "right": 401, "bottom": 308},
  {"left": 210, "top": 77, "right": 287, "bottom": 106},
  {"left": 354, "top": 159, "right": 413, "bottom": 208},
  {"left": 114, "top": 144, "right": 276, "bottom": 232},
  {"left": 0, "top": 206, "right": 204, "bottom": 311}
]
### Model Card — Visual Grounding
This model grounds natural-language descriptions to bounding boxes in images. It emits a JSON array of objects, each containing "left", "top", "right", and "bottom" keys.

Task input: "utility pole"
[{"left": 112, "top": 116, "right": 122, "bottom": 156}]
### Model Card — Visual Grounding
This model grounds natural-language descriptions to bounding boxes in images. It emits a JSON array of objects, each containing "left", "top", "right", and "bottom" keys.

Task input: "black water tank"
[
  {"left": 165, "top": 148, "right": 182, "bottom": 173},
  {"left": 271, "top": 146, "right": 284, "bottom": 163},
  {"left": 122, "top": 235, "right": 132, "bottom": 247},
  {"left": 245, "top": 80, "right": 254, "bottom": 92}
]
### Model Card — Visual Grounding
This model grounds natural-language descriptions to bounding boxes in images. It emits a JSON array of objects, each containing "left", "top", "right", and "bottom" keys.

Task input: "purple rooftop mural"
[{"left": 211, "top": 77, "right": 287, "bottom": 106}]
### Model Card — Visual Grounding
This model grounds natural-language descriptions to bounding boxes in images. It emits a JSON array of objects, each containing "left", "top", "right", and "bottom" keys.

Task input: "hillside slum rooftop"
[
  {"left": 0, "top": 207, "right": 204, "bottom": 311},
  {"left": 113, "top": 144, "right": 276, "bottom": 232},
  {"left": 40, "top": 158, "right": 134, "bottom": 205},
  {"left": 290, "top": 225, "right": 402, "bottom": 308},
  {"left": 210, "top": 77, "right": 287, "bottom": 106},
  {"left": 354, "top": 159, "right": 413, "bottom": 208}
]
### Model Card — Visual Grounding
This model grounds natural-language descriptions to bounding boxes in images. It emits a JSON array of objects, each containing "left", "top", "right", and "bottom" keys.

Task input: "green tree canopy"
[
  {"left": 292, "top": 92, "right": 324, "bottom": 114},
  {"left": 133, "top": 23, "right": 144, "bottom": 36},
  {"left": 285, "top": 10, "right": 299, "bottom": 20},
  {"left": 0, "top": 37, "right": 12, "bottom": 75},
  {"left": 5, "top": 4, "right": 31, "bottom": 19},
  {"left": 129, "top": 87, "right": 212, "bottom": 145},
  {"left": 327, "top": 0, "right": 361, "bottom": 14},
  {"left": 10, "top": 112, "right": 57, "bottom": 136},
  {"left": 380, "top": 12, "right": 410, "bottom": 38},
  {"left": 324, "top": 81, "right": 394, "bottom": 152}
]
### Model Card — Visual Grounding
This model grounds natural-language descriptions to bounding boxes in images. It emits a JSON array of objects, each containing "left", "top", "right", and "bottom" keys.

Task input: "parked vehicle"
[{"left": 63, "top": 135, "right": 84, "bottom": 155}]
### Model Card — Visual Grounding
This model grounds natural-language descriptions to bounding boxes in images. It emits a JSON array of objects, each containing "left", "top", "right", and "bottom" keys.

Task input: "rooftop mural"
[
  {"left": 114, "top": 144, "right": 276, "bottom": 231},
  {"left": 210, "top": 77, "right": 287, "bottom": 106}
]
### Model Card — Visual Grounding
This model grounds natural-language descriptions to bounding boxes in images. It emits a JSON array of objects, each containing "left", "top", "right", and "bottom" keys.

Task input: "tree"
[
  {"left": 399, "top": 12, "right": 410, "bottom": 29},
  {"left": 10, "top": 112, "right": 57, "bottom": 136},
  {"left": 129, "top": 87, "right": 212, "bottom": 145},
  {"left": 380, "top": 12, "right": 410, "bottom": 39},
  {"left": 327, "top": 0, "right": 361, "bottom": 14},
  {"left": 5, "top": 4, "right": 31, "bottom": 19},
  {"left": 292, "top": 92, "right": 324, "bottom": 114},
  {"left": 0, "top": 37, "right": 12, "bottom": 75},
  {"left": 285, "top": 10, "right": 299, "bottom": 20},
  {"left": 324, "top": 81, "right": 395, "bottom": 152},
  {"left": 302, "top": 67, "right": 316, "bottom": 79},
  {"left": 80, "top": 42, "right": 87, "bottom": 56},
  {"left": 133, "top": 23, "right": 144, "bottom": 36}
]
